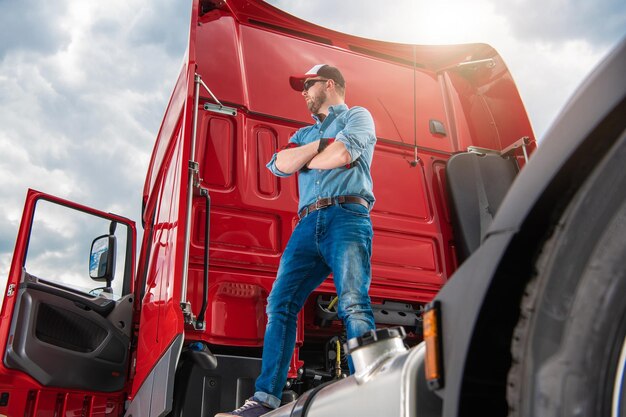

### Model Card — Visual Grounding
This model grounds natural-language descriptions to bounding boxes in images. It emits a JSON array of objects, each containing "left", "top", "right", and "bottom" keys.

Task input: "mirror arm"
[{"left": 109, "top": 220, "right": 117, "bottom": 235}]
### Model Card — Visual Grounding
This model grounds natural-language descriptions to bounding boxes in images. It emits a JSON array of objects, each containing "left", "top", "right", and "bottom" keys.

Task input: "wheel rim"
[{"left": 613, "top": 334, "right": 626, "bottom": 417}]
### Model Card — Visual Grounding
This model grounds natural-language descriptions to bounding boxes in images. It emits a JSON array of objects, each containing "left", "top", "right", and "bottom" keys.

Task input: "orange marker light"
[{"left": 423, "top": 301, "right": 443, "bottom": 390}]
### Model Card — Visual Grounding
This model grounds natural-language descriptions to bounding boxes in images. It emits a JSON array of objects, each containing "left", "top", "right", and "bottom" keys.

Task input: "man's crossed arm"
[{"left": 275, "top": 139, "right": 351, "bottom": 174}]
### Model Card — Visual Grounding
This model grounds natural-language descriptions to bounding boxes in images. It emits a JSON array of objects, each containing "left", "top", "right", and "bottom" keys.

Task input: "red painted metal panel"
[
  {"left": 208, "top": 281, "right": 268, "bottom": 342},
  {"left": 372, "top": 232, "right": 439, "bottom": 273},
  {"left": 192, "top": 206, "right": 281, "bottom": 256},
  {"left": 187, "top": 268, "right": 274, "bottom": 346},
  {"left": 143, "top": 65, "right": 190, "bottom": 221},
  {"left": 240, "top": 117, "right": 301, "bottom": 211},
  {"left": 196, "top": 116, "right": 236, "bottom": 190},
  {"left": 370, "top": 145, "right": 431, "bottom": 221},
  {"left": 195, "top": 13, "right": 247, "bottom": 108},
  {"left": 255, "top": 127, "right": 280, "bottom": 197},
  {"left": 10, "top": 390, "right": 122, "bottom": 417},
  {"left": 132, "top": 124, "right": 187, "bottom": 396},
  {"left": 236, "top": 24, "right": 452, "bottom": 149},
  {"left": 34, "top": 390, "right": 55, "bottom": 416}
]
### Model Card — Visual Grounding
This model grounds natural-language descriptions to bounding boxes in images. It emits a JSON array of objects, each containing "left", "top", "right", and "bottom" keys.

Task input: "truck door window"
[{"left": 23, "top": 199, "right": 130, "bottom": 300}]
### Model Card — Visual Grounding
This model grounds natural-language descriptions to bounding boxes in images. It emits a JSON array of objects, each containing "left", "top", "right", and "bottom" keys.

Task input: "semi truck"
[{"left": 1, "top": 1, "right": 624, "bottom": 416}]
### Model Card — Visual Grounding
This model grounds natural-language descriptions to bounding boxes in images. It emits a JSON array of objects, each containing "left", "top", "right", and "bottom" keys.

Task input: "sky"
[{"left": 1, "top": 0, "right": 625, "bottom": 298}]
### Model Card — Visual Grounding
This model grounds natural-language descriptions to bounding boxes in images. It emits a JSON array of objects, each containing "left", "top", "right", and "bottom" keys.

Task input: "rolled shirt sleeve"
[
  {"left": 266, "top": 153, "right": 292, "bottom": 177},
  {"left": 334, "top": 106, "right": 376, "bottom": 163},
  {"left": 266, "top": 130, "right": 303, "bottom": 177}
]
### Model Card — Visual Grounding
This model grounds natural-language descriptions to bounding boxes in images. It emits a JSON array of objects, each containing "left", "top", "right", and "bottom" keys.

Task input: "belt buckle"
[{"left": 315, "top": 198, "right": 331, "bottom": 210}]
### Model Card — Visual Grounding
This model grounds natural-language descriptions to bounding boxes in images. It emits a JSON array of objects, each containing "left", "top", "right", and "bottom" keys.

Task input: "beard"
[{"left": 307, "top": 90, "right": 327, "bottom": 114}]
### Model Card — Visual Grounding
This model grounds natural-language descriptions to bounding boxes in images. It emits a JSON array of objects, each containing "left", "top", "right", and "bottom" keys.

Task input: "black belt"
[{"left": 298, "top": 196, "right": 370, "bottom": 220}]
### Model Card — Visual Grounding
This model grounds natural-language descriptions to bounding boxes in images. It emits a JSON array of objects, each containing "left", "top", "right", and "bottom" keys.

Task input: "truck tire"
[{"left": 507, "top": 129, "right": 626, "bottom": 417}]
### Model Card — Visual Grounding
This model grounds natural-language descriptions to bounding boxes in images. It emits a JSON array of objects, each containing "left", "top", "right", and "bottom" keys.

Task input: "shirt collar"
[{"left": 311, "top": 103, "right": 349, "bottom": 124}]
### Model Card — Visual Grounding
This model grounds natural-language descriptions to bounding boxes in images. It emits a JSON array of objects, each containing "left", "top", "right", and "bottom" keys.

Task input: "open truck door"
[{"left": 0, "top": 189, "right": 136, "bottom": 416}]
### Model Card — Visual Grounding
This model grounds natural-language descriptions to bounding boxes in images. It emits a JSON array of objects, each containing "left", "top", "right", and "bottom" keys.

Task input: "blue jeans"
[{"left": 254, "top": 203, "right": 376, "bottom": 408}]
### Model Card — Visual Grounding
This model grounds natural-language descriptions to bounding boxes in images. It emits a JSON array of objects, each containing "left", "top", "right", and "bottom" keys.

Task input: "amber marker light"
[{"left": 423, "top": 301, "right": 444, "bottom": 390}]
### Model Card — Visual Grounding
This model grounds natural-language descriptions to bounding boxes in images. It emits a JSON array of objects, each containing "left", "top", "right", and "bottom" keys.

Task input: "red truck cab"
[{"left": 0, "top": 1, "right": 534, "bottom": 416}]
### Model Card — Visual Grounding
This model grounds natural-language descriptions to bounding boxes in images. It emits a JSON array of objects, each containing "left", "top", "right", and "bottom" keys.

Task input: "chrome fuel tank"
[{"left": 264, "top": 328, "right": 441, "bottom": 417}]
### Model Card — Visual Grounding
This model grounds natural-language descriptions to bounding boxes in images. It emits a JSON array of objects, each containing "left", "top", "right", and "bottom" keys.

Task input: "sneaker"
[{"left": 214, "top": 397, "right": 273, "bottom": 417}]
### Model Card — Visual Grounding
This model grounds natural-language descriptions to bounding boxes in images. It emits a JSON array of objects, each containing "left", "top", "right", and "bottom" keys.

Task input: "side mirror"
[{"left": 89, "top": 234, "right": 116, "bottom": 285}]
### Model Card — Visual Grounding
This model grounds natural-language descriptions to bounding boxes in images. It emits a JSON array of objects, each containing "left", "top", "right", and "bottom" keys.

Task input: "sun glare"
[
  {"left": 267, "top": 0, "right": 510, "bottom": 47},
  {"left": 409, "top": 1, "right": 507, "bottom": 45}
]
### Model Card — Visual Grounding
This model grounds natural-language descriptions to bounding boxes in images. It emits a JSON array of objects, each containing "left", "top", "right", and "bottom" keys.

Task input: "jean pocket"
[{"left": 338, "top": 203, "right": 370, "bottom": 217}]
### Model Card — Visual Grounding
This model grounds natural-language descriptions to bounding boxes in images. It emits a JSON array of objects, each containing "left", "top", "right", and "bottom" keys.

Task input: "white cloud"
[
  {"left": 0, "top": 0, "right": 191, "bottom": 299},
  {"left": 500, "top": 38, "right": 609, "bottom": 137}
]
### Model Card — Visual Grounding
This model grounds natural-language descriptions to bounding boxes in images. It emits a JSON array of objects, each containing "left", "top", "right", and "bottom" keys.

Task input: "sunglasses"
[{"left": 303, "top": 78, "right": 329, "bottom": 92}]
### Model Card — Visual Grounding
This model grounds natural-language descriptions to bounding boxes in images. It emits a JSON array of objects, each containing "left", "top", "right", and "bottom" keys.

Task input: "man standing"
[{"left": 216, "top": 64, "right": 377, "bottom": 417}]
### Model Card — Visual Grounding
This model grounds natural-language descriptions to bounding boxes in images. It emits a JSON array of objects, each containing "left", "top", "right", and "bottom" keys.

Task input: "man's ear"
[{"left": 326, "top": 79, "right": 335, "bottom": 90}]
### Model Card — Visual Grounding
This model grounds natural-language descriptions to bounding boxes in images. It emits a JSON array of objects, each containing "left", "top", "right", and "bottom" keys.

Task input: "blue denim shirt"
[{"left": 266, "top": 104, "right": 376, "bottom": 212}]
